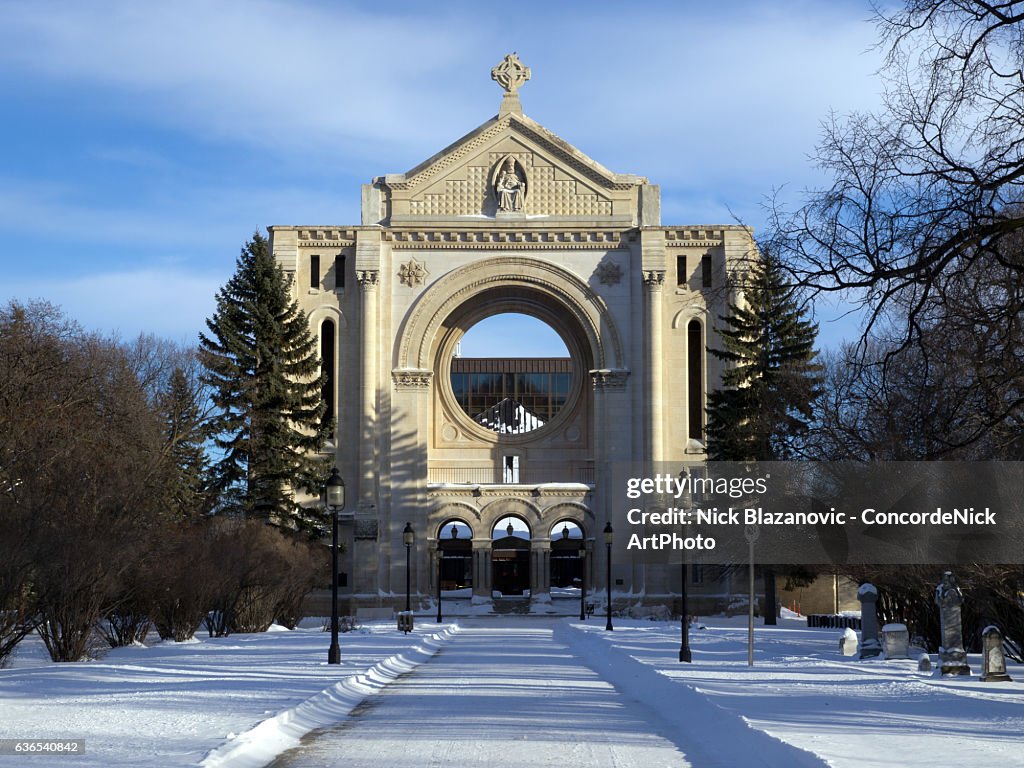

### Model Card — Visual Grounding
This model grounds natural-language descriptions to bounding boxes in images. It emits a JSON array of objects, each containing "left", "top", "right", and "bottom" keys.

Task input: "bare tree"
[
  {"left": 769, "top": 1, "right": 1024, "bottom": 454},
  {"left": 0, "top": 301, "right": 172, "bottom": 661}
]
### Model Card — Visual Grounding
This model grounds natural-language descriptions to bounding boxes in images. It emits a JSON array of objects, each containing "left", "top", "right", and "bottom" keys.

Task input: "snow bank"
[
  {"left": 200, "top": 624, "right": 459, "bottom": 768},
  {"left": 560, "top": 621, "right": 827, "bottom": 767}
]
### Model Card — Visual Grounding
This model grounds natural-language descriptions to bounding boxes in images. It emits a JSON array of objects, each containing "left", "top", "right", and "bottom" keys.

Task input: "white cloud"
[
  {"left": 0, "top": 0, "right": 482, "bottom": 159},
  {"left": 0, "top": 1, "right": 882, "bottom": 189},
  {"left": 536, "top": 7, "right": 883, "bottom": 201},
  {"left": 0, "top": 0, "right": 887, "bottom": 350}
]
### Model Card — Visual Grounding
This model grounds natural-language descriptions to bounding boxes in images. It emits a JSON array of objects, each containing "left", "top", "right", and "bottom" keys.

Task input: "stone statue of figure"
[
  {"left": 936, "top": 570, "right": 960, "bottom": 604},
  {"left": 496, "top": 158, "right": 524, "bottom": 212}
]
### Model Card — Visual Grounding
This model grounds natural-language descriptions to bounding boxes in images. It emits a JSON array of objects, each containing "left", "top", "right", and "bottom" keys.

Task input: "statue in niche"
[{"left": 494, "top": 156, "right": 526, "bottom": 212}]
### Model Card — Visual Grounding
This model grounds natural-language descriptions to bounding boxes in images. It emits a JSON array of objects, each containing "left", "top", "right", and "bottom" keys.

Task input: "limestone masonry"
[{"left": 269, "top": 54, "right": 758, "bottom": 612}]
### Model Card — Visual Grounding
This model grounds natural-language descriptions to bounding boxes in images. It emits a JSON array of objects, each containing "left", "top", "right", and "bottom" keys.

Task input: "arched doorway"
[
  {"left": 436, "top": 519, "right": 473, "bottom": 592},
  {"left": 549, "top": 520, "right": 585, "bottom": 590},
  {"left": 491, "top": 516, "right": 531, "bottom": 596}
]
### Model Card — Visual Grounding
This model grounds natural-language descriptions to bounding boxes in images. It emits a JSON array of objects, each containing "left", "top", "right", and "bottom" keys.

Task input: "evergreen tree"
[
  {"left": 160, "top": 366, "right": 209, "bottom": 520},
  {"left": 705, "top": 252, "right": 822, "bottom": 625},
  {"left": 199, "top": 231, "right": 330, "bottom": 533},
  {"left": 705, "top": 252, "right": 822, "bottom": 462}
]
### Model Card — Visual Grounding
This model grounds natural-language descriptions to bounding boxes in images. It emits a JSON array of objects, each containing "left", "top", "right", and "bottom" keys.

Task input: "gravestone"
[
  {"left": 881, "top": 623, "right": 910, "bottom": 659},
  {"left": 981, "top": 625, "right": 1013, "bottom": 682},
  {"left": 858, "top": 583, "right": 882, "bottom": 659},
  {"left": 908, "top": 635, "right": 929, "bottom": 658},
  {"left": 917, "top": 654, "right": 932, "bottom": 673},
  {"left": 934, "top": 571, "right": 970, "bottom": 676},
  {"left": 839, "top": 627, "right": 858, "bottom": 656}
]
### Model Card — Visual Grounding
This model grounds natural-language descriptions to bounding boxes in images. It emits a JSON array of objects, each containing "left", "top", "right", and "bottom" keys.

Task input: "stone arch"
[
  {"left": 543, "top": 501, "right": 594, "bottom": 533},
  {"left": 685, "top": 316, "right": 707, "bottom": 442},
  {"left": 479, "top": 496, "right": 543, "bottom": 534},
  {"left": 309, "top": 304, "right": 347, "bottom": 329},
  {"left": 395, "top": 256, "right": 624, "bottom": 373},
  {"left": 671, "top": 305, "right": 708, "bottom": 330},
  {"left": 429, "top": 502, "right": 482, "bottom": 539}
]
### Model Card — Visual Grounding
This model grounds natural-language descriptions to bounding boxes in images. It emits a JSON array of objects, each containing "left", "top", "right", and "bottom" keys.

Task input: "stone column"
[
  {"left": 590, "top": 371, "right": 606, "bottom": 483},
  {"left": 935, "top": 570, "right": 970, "bottom": 675},
  {"left": 643, "top": 270, "right": 665, "bottom": 463},
  {"left": 472, "top": 539, "right": 492, "bottom": 599},
  {"left": 858, "top": 582, "right": 882, "bottom": 659},
  {"left": 531, "top": 538, "right": 551, "bottom": 597},
  {"left": 357, "top": 270, "right": 379, "bottom": 510}
]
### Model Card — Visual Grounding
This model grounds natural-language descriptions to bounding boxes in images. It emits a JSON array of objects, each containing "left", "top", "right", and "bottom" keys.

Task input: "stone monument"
[
  {"left": 981, "top": 625, "right": 1013, "bottom": 682},
  {"left": 881, "top": 623, "right": 910, "bottom": 659},
  {"left": 934, "top": 571, "right": 970, "bottom": 676},
  {"left": 839, "top": 627, "right": 858, "bottom": 657},
  {"left": 858, "top": 583, "right": 882, "bottom": 659}
]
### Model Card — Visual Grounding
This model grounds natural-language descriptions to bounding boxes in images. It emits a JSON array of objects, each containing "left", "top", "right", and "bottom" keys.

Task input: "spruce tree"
[
  {"left": 160, "top": 366, "right": 209, "bottom": 520},
  {"left": 705, "top": 252, "right": 822, "bottom": 462},
  {"left": 199, "top": 231, "right": 330, "bottom": 533},
  {"left": 705, "top": 251, "right": 822, "bottom": 625}
]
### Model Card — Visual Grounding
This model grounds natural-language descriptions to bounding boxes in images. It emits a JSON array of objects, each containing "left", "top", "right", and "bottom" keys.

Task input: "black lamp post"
[
  {"left": 678, "top": 469, "right": 693, "bottom": 663},
  {"left": 679, "top": 561, "right": 692, "bottom": 662},
  {"left": 604, "top": 522, "right": 614, "bottom": 631},
  {"left": 403, "top": 522, "right": 414, "bottom": 624},
  {"left": 435, "top": 548, "right": 443, "bottom": 622},
  {"left": 324, "top": 467, "right": 345, "bottom": 665},
  {"left": 578, "top": 540, "right": 587, "bottom": 621}
]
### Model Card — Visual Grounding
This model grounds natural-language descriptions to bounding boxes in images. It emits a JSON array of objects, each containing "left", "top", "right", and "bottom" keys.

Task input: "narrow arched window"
[
  {"left": 320, "top": 319, "right": 336, "bottom": 428},
  {"left": 687, "top": 320, "right": 703, "bottom": 440}
]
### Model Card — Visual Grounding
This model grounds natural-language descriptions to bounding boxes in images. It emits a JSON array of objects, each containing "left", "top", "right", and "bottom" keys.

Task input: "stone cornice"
[
  {"left": 281, "top": 225, "right": 737, "bottom": 250},
  {"left": 385, "top": 229, "right": 635, "bottom": 250},
  {"left": 664, "top": 240, "right": 722, "bottom": 248},
  {"left": 663, "top": 228, "right": 726, "bottom": 246},
  {"left": 427, "top": 484, "right": 593, "bottom": 498},
  {"left": 295, "top": 228, "right": 357, "bottom": 247}
]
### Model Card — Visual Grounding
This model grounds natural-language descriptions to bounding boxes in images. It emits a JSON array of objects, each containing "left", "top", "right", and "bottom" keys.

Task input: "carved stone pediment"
[{"left": 378, "top": 113, "right": 647, "bottom": 225}]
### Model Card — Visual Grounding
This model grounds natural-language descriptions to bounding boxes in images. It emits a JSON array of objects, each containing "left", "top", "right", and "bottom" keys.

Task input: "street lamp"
[
  {"left": 603, "top": 522, "right": 614, "bottom": 631},
  {"left": 578, "top": 539, "right": 587, "bottom": 621},
  {"left": 435, "top": 543, "right": 443, "bottom": 623},
  {"left": 678, "top": 468, "right": 693, "bottom": 663},
  {"left": 403, "top": 522, "right": 415, "bottom": 625},
  {"left": 679, "top": 560, "right": 692, "bottom": 662},
  {"left": 324, "top": 467, "right": 345, "bottom": 665},
  {"left": 435, "top": 550, "right": 444, "bottom": 622}
]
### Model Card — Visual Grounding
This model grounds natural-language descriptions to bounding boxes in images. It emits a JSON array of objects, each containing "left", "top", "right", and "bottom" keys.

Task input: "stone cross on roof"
[{"left": 491, "top": 53, "right": 531, "bottom": 117}]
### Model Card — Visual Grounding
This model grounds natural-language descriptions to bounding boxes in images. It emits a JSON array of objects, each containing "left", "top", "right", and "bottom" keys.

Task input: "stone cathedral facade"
[{"left": 269, "top": 55, "right": 756, "bottom": 613}]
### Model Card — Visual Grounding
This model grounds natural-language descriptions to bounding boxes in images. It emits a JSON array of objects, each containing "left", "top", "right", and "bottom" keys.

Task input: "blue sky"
[{"left": 0, "top": 0, "right": 882, "bottom": 348}]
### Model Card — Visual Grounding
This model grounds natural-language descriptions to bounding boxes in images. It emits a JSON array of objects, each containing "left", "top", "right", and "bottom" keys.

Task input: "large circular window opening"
[{"left": 450, "top": 313, "right": 573, "bottom": 435}]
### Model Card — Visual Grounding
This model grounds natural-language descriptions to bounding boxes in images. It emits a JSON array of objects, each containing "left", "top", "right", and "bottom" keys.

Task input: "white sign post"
[{"left": 745, "top": 523, "right": 759, "bottom": 667}]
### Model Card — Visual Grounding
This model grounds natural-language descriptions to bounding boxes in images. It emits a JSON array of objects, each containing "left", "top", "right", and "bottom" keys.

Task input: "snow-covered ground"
[
  {"left": 0, "top": 621, "right": 453, "bottom": 767},
  {"left": 572, "top": 615, "right": 1024, "bottom": 767},
  {"left": 0, "top": 614, "right": 1021, "bottom": 767}
]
